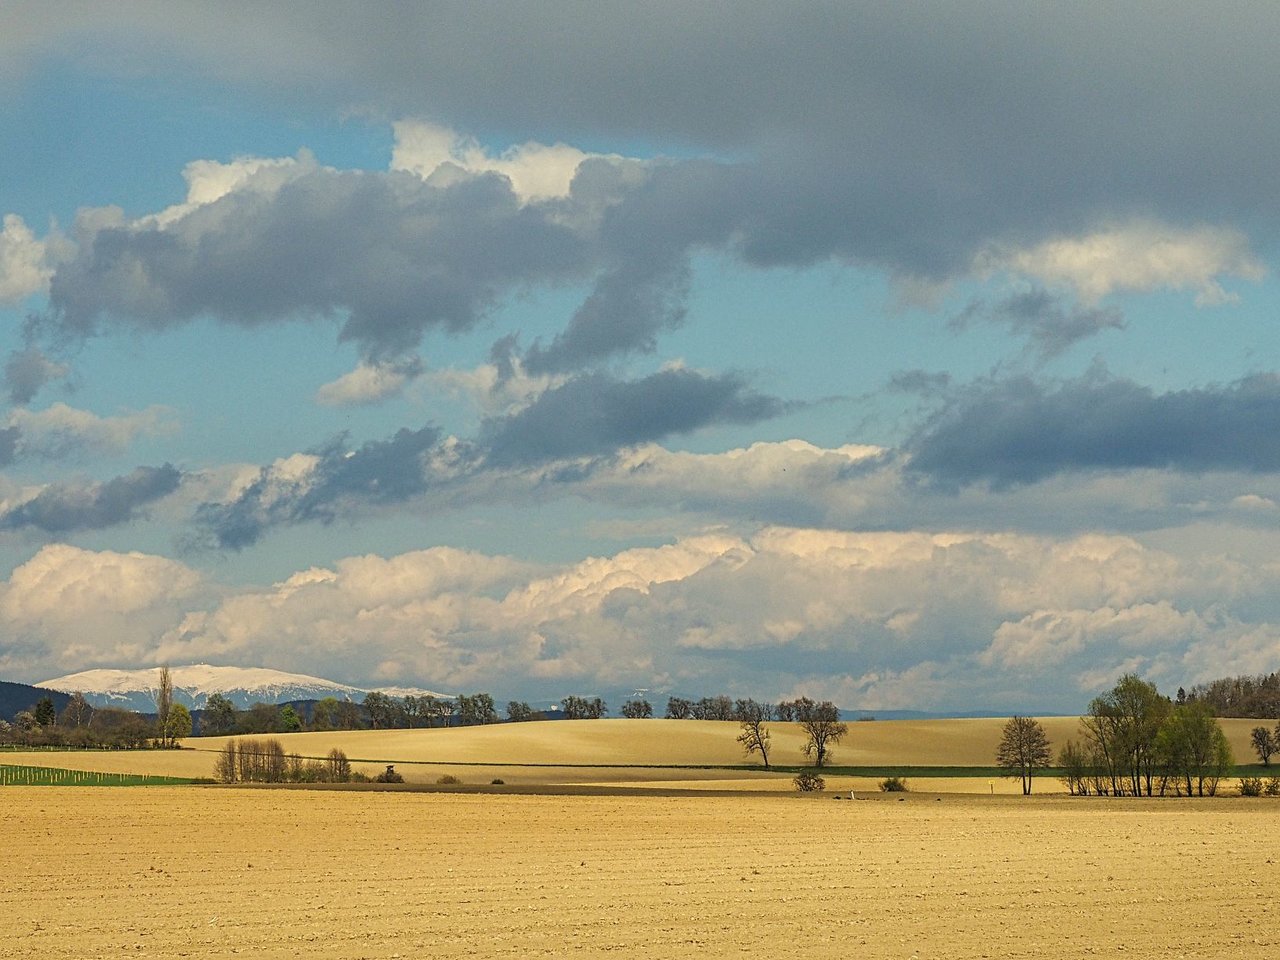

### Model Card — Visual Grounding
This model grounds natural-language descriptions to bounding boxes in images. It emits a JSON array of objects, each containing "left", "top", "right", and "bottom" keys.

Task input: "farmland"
[{"left": 2, "top": 786, "right": 1277, "bottom": 960}]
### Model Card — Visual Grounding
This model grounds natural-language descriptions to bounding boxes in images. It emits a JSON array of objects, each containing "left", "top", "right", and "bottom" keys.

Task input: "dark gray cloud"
[
  {"left": 907, "top": 373, "right": 1280, "bottom": 487},
  {"left": 18, "top": 5, "right": 1280, "bottom": 375},
  {"left": 199, "top": 425, "right": 442, "bottom": 549},
  {"left": 4, "top": 347, "right": 69, "bottom": 405},
  {"left": 43, "top": 168, "right": 589, "bottom": 360},
  {"left": 951, "top": 288, "right": 1124, "bottom": 359},
  {"left": 483, "top": 368, "right": 786, "bottom": 467},
  {"left": 0, "top": 464, "right": 181, "bottom": 533}
]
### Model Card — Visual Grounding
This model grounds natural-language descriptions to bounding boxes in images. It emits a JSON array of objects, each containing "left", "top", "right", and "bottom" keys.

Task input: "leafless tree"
[
  {"left": 996, "top": 716, "right": 1052, "bottom": 795},
  {"left": 155, "top": 665, "right": 173, "bottom": 745},
  {"left": 799, "top": 700, "right": 847, "bottom": 768},
  {"left": 735, "top": 699, "right": 774, "bottom": 769}
]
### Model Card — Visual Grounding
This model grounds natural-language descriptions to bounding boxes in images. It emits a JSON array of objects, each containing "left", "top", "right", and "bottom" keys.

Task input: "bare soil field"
[{"left": 2, "top": 788, "right": 1276, "bottom": 960}]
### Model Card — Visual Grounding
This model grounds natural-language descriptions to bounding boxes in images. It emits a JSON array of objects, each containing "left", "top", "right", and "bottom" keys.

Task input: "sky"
[{"left": 1, "top": 2, "right": 1279, "bottom": 713}]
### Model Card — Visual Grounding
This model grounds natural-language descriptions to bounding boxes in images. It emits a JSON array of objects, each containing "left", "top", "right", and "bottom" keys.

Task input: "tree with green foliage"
[
  {"left": 164, "top": 703, "right": 192, "bottom": 746},
  {"left": 1157, "top": 700, "right": 1233, "bottom": 796},
  {"left": 155, "top": 665, "right": 173, "bottom": 743},
  {"left": 33, "top": 696, "right": 57, "bottom": 728},
  {"left": 1081, "top": 673, "right": 1170, "bottom": 796},
  {"left": 735, "top": 698, "right": 774, "bottom": 769},
  {"left": 279, "top": 704, "right": 303, "bottom": 732},
  {"left": 201, "top": 693, "right": 237, "bottom": 735},
  {"left": 996, "top": 715, "right": 1052, "bottom": 795}
]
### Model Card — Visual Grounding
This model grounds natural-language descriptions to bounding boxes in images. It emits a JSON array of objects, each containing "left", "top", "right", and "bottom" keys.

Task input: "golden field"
[
  {"left": 2, "top": 787, "right": 1278, "bottom": 959},
  {"left": 0, "top": 716, "right": 1269, "bottom": 794}
]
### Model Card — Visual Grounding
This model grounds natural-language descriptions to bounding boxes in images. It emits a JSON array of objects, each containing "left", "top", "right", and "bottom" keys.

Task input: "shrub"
[
  {"left": 1240, "top": 776, "right": 1264, "bottom": 797},
  {"left": 490, "top": 778, "right": 505, "bottom": 785},
  {"left": 375, "top": 765, "right": 405, "bottom": 783},
  {"left": 436, "top": 774, "right": 463, "bottom": 785},
  {"left": 879, "top": 776, "right": 909, "bottom": 792},
  {"left": 1266, "top": 777, "right": 1280, "bottom": 797},
  {"left": 793, "top": 770, "right": 825, "bottom": 792},
  {"left": 349, "top": 771, "right": 371, "bottom": 783}
]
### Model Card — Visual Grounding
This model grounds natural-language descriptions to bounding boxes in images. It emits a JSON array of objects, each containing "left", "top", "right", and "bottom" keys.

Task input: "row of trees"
[
  {"left": 1058, "top": 675, "right": 1234, "bottom": 796},
  {"left": 213, "top": 738, "right": 353, "bottom": 783},
  {"left": 734, "top": 697, "right": 849, "bottom": 769},
  {"left": 1183, "top": 672, "right": 1280, "bottom": 719},
  {"left": 0, "top": 687, "right": 191, "bottom": 750}
]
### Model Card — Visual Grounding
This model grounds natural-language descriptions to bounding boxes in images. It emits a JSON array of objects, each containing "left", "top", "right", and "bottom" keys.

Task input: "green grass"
[{"left": 0, "top": 764, "right": 193, "bottom": 787}]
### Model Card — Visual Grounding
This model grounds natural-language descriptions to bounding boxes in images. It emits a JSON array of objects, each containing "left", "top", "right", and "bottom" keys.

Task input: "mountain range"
[{"left": 35, "top": 664, "right": 452, "bottom": 712}]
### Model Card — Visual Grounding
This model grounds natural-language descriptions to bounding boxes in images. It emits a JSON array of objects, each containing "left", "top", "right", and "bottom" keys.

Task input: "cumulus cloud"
[
  {"left": 7, "top": 403, "right": 176, "bottom": 460},
  {"left": 907, "top": 372, "right": 1280, "bottom": 487},
  {"left": 315, "top": 357, "right": 423, "bottom": 406},
  {"left": 0, "top": 213, "right": 54, "bottom": 302},
  {"left": 3, "top": 524, "right": 1268, "bottom": 710},
  {"left": 982, "top": 222, "right": 1265, "bottom": 305},
  {"left": 0, "top": 543, "right": 204, "bottom": 676},
  {"left": 392, "top": 120, "right": 620, "bottom": 203},
  {"left": 0, "top": 464, "right": 182, "bottom": 534}
]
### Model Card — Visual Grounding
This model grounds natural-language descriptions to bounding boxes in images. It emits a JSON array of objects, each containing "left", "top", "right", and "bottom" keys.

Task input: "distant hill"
[
  {"left": 0, "top": 681, "right": 70, "bottom": 723},
  {"left": 36, "top": 664, "right": 453, "bottom": 712}
]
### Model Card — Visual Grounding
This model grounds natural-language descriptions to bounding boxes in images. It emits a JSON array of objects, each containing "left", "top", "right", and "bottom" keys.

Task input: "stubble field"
[{"left": 3, "top": 787, "right": 1278, "bottom": 960}]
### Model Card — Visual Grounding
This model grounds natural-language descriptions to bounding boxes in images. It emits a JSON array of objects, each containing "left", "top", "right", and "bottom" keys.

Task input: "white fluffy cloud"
[
  {"left": 2, "top": 522, "right": 1267, "bottom": 711},
  {"left": 392, "top": 120, "right": 622, "bottom": 203},
  {"left": 0, "top": 544, "right": 204, "bottom": 675},
  {"left": 0, "top": 213, "right": 55, "bottom": 302},
  {"left": 981, "top": 221, "right": 1265, "bottom": 305}
]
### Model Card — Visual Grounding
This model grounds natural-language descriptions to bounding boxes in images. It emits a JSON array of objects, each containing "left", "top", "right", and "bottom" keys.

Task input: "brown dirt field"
[{"left": 2, "top": 788, "right": 1277, "bottom": 959}]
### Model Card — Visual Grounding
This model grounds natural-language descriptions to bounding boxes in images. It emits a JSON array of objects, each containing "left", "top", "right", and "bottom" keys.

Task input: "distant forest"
[{"left": 1182, "top": 673, "right": 1280, "bottom": 719}]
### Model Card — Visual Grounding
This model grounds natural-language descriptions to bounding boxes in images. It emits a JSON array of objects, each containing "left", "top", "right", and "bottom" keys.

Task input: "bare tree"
[
  {"left": 59, "top": 692, "right": 95, "bottom": 729},
  {"left": 799, "top": 700, "right": 847, "bottom": 768},
  {"left": 1251, "top": 726, "right": 1277, "bottom": 766},
  {"left": 621, "top": 699, "right": 653, "bottom": 719},
  {"left": 735, "top": 698, "right": 774, "bottom": 769},
  {"left": 996, "top": 716, "right": 1052, "bottom": 795}
]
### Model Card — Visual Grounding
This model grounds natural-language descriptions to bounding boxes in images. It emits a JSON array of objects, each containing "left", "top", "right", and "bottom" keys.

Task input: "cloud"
[
  {"left": 0, "top": 543, "right": 204, "bottom": 676},
  {"left": 315, "top": 357, "right": 423, "bottom": 406},
  {"left": 392, "top": 119, "right": 620, "bottom": 203},
  {"left": 951, "top": 287, "right": 1124, "bottom": 358},
  {"left": 20, "top": 525, "right": 1265, "bottom": 710},
  {"left": 6, "top": 403, "right": 176, "bottom": 460},
  {"left": 906, "top": 372, "right": 1280, "bottom": 487},
  {"left": 198, "top": 426, "right": 442, "bottom": 548},
  {"left": 481, "top": 368, "right": 786, "bottom": 467},
  {"left": 39, "top": 160, "right": 592, "bottom": 359},
  {"left": 0, "top": 214, "right": 54, "bottom": 302},
  {"left": 0, "top": 464, "right": 182, "bottom": 534},
  {"left": 4, "top": 348, "right": 71, "bottom": 405},
  {"left": 981, "top": 222, "right": 1265, "bottom": 305}
]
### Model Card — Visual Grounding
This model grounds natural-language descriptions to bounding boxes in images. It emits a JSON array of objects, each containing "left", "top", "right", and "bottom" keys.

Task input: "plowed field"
[{"left": 2, "top": 788, "right": 1276, "bottom": 959}]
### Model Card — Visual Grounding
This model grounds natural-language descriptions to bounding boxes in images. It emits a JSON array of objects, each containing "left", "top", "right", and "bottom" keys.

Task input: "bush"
[
  {"left": 437, "top": 774, "right": 463, "bottom": 785},
  {"left": 879, "top": 776, "right": 909, "bottom": 792},
  {"left": 375, "top": 765, "right": 405, "bottom": 783},
  {"left": 1267, "top": 777, "right": 1280, "bottom": 797},
  {"left": 349, "top": 771, "right": 371, "bottom": 783},
  {"left": 490, "top": 778, "right": 505, "bottom": 785},
  {"left": 1240, "top": 776, "right": 1264, "bottom": 797},
  {"left": 793, "top": 770, "right": 825, "bottom": 792}
]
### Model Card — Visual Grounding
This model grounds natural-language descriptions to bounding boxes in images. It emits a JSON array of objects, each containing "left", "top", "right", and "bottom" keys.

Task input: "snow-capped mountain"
[{"left": 36, "top": 664, "right": 452, "bottom": 711}]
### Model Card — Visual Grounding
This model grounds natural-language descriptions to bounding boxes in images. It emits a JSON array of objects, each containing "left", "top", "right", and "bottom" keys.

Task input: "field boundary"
[{"left": 0, "top": 763, "right": 195, "bottom": 787}]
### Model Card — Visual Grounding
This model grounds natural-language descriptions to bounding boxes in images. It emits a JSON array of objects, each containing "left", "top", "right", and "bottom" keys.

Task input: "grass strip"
[{"left": 0, "top": 763, "right": 194, "bottom": 787}]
